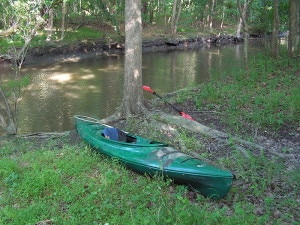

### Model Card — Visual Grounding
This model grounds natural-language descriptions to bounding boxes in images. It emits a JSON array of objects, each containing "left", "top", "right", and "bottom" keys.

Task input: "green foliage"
[
  {"left": 63, "top": 27, "right": 104, "bottom": 42},
  {"left": 1, "top": 75, "right": 31, "bottom": 98},
  {"left": 2, "top": 74, "right": 30, "bottom": 89},
  {"left": 34, "top": 27, "right": 104, "bottom": 44},
  {"left": 0, "top": 0, "right": 291, "bottom": 49}
]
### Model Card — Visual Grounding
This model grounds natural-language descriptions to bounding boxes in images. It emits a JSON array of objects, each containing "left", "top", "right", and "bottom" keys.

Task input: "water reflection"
[
  {"left": 1, "top": 42, "right": 263, "bottom": 133},
  {"left": 19, "top": 55, "right": 124, "bottom": 133}
]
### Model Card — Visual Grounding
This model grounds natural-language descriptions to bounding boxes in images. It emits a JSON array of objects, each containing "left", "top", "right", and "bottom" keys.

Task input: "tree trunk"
[
  {"left": 237, "top": 0, "right": 252, "bottom": 76},
  {"left": 171, "top": 0, "right": 182, "bottom": 35},
  {"left": 288, "top": 0, "right": 300, "bottom": 57},
  {"left": 209, "top": 0, "right": 216, "bottom": 31},
  {"left": 46, "top": 8, "right": 54, "bottom": 41},
  {"left": 121, "top": 0, "right": 145, "bottom": 117},
  {"left": 174, "top": 0, "right": 182, "bottom": 34},
  {"left": 218, "top": 5, "right": 226, "bottom": 36},
  {"left": 61, "top": 0, "right": 67, "bottom": 40},
  {"left": 0, "top": 87, "right": 17, "bottom": 135},
  {"left": 236, "top": 18, "right": 242, "bottom": 38},
  {"left": 271, "top": 0, "right": 279, "bottom": 58},
  {"left": 236, "top": 0, "right": 252, "bottom": 38},
  {"left": 99, "top": 0, "right": 146, "bottom": 124},
  {"left": 171, "top": 0, "right": 178, "bottom": 35}
]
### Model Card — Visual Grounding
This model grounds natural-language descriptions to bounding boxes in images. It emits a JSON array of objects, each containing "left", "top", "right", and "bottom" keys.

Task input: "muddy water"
[{"left": 2, "top": 42, "right": 263, "bottom": 133}]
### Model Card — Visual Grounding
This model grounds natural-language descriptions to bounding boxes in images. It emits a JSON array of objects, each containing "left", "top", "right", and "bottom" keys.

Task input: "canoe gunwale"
[
  {"left": 74, "top": 115, "right": 113, "bottom": 127},
  {"left": 75, "top": 114, "right": 167, "bottom": 147}
]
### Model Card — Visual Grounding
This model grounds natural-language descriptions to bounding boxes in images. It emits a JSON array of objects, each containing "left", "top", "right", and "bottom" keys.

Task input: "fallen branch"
[{"left": 21, "top": 131, "right": 70, "bottom": 139}]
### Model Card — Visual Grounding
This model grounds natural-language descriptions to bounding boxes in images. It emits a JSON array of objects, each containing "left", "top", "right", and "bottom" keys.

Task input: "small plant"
[
  {"left": 177, "top": 130, "right": 203, "bottom": 152},
  {"left": 0, "top": 74, "right": 32, "bottom": 134}
]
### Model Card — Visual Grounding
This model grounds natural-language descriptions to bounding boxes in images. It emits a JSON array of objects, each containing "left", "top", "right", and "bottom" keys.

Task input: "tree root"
[
  {"left": 153, "top": 112, "right": 268, "bottom": 158},
  {"left": 21, "top": 131, "right": 70, "bottom": 139},
  {"left": 99, "top": 102, "right": 149, "bottom": 125}
]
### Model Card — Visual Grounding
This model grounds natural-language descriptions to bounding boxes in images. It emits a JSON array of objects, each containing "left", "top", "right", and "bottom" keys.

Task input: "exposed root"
[
  {"left": 100, "top": 110, "right": 124, "bottom": 124},
  {"left": 145, "top": 118, "right": 188, "bottom": 151},
  {"left": 21, "top": 131, "right": 70, "bottom": 139},
  {"left": 151, "top": 112, "right": 269, "bottom": 158},
  {"left": 100, "top": 102, "right": 149, "bottom": 124}
]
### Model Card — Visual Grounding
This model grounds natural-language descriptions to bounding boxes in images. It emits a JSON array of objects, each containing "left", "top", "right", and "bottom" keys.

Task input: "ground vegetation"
[{"left": 0, "top": 1, "right": 299, "bottom": 224}]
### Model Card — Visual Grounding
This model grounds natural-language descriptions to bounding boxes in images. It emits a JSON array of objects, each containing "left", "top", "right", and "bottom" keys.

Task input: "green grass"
[
  {"left": 0, "top": 137, "right": 298, "bottom": 224},
  {"left": 48, "top": 27, "right": 106, "bottom": 43},
  {"left": 176, "top": 51, "right": 300, "bottom": 134}
]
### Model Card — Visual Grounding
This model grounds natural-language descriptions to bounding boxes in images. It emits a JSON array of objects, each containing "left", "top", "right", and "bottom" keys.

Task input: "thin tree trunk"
[
  {"left": 237, "top": 0, "right": 252, "bottom": 76},
  {"left": 14, "top": 14, "right": 46, "bottom": 68},
  {"left": 218, "top": 5, "right": 226, "bottom": 36},
  {"left": 271, "top": 0, "right": 279, "bottom": 58},
  {"left": 171, "top": 0, "right": 178, "bottom": 34},
  {"left": 237, "top": 0, "right": 253, "bottom": 38},
  {"left": 0, "top": 87, "right": 17, "bottom": 134},
  {"left": 61, "top": 0, "right": 67, "bottom": 40},
  {"left": 174, "top": 0, "right": 182, "bottom": 33},
  {"left": 288, "top": 0, "right": 300, "bottom": 57},
  {"left": 236, "top": 17, "right": 242, "bottom": 38},
  {"left": 47, "top": 8, "right": 54, "bottom": 41},
  {"left": 171, "top": 0, "right": 182, "bottom": 35},
  {"left": 209, "top": 0, "right": 216, "bottom": 31}
]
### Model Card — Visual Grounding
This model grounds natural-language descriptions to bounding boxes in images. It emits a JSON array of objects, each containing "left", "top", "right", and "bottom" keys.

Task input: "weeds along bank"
[
  {"left": 0, "top": 137, "right": 298, "bottom": 225},
  {"left": 174, "top": 51, "right": 300, "bottom": 137}
]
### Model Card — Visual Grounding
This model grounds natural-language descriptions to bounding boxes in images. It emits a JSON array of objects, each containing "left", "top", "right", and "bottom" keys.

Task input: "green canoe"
[{"left": 74, "top": 115, "right": 235, "bottom": 199}]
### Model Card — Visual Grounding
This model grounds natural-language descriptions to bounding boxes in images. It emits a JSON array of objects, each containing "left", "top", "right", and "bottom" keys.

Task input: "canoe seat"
[
  {"left": 125, "top": 135, "right": 137, "bottom": 143},
  {"left": 102, "top": 127, "right": 137, "bottom": 143}
]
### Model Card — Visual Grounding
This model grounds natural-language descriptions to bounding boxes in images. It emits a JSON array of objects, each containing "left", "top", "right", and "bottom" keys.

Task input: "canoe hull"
[{"left": 74, "top": 115, "right": 234, "bottom": 199}]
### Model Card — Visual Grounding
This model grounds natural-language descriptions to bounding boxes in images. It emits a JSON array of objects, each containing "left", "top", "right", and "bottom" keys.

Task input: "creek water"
[{"left": 2, "top": 41, "right": 264, "bottom": 134}]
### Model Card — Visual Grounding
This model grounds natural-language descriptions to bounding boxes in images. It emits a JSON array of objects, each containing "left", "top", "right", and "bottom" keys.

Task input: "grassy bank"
[
  {"left": 175, "top": 51, "right": 300, "bottom": 135},
  {"left": 0, "top": 137, "right": 298, "bottom": 225}
]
